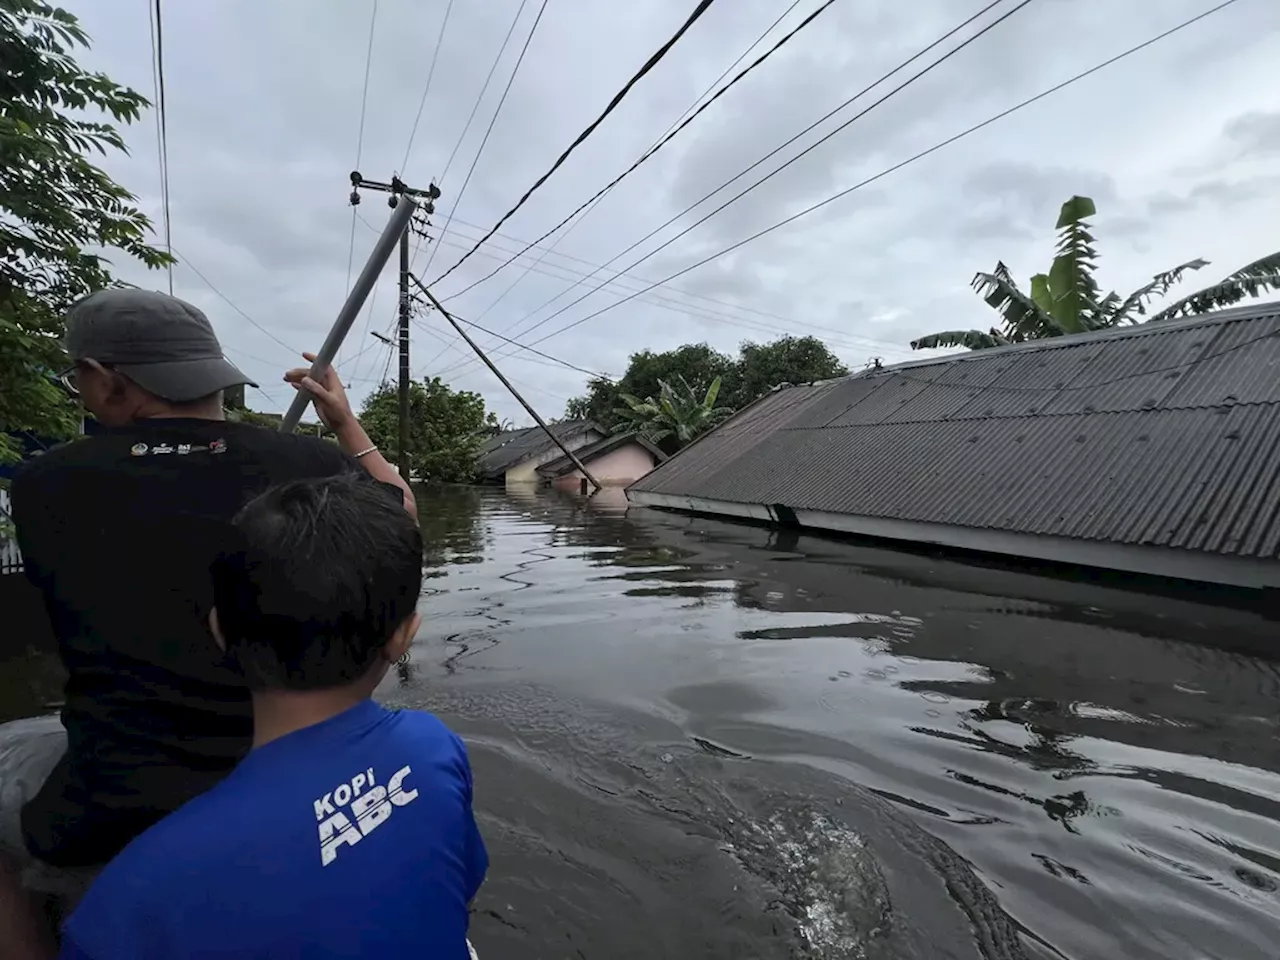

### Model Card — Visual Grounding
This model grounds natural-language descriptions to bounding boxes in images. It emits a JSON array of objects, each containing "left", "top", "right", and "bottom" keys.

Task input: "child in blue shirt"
[{"left": 59, "top": 475, "right": 487, "bottom": 959}]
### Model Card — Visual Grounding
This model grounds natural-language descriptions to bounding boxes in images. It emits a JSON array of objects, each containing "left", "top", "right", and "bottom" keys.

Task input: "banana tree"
[
  {"left": 611, "top": 374, "right": 734, "bottom": 451},
  {"left": 912, "top": 195, "right": 1280, "bottom": 351}
]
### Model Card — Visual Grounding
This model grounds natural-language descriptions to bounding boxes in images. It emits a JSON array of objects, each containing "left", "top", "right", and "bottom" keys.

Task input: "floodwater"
[{"left": 5, "top": 485, "right": 1280, "bottom": 958}]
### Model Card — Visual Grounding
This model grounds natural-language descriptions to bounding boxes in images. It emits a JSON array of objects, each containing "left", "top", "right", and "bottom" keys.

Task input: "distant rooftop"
[
  {"left": 478, "top": 420, "right": 600, "bottom": 479},
  {"left": 628, "top": 301, "right": 1280, "bottom": 587}
]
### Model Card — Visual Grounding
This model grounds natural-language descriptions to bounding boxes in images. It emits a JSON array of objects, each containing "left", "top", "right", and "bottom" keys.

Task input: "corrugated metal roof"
[
  {"left": 629, "top": 301, "right": 1280, "bottom": 560},
  {"left": 478, "top": 420, "right": 600, "bottom": 479}
]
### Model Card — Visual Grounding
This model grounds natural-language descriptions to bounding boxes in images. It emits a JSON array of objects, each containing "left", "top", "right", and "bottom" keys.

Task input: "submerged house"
[
  {"left": 478, "top": 420, "right": 604, "bottom": 485},
  {"left": 536, "top": 432, "right": 666, "bottom": 491},
  {"left": 627, "top": 301, "right": 1280, "bottom": 589}
]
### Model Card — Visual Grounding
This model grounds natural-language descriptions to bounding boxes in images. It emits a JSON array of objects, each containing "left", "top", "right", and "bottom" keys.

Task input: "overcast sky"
[{"left": 65, "top": 0, "right": 1280, "bottom": 425}]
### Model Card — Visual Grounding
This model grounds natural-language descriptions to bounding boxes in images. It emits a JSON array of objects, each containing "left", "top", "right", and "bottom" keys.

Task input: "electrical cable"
[
  {"left": 449, "top": 0, "right": 1011, "bottom": 372},
  {"left": 509, "top": 0, "right": 1241, "bottom": 356},
  {"left": 148, "top": 0, "right": 172, "bottom": 295},
  {"left": 440, "top": 0, "right": 1018, "bottom": 376},
  {"left": 410, "top": 0, "right": 533, "bottom": 286},
  {"left": 661, "top": 0, "right": 807, "bottom": 138},
  {"left": 448, "top": 315, "right": 612, "bottom": 379},
  {"left": 401, "top": 0, "right": 455, "bottom": 173},
  {"left": 429, "top": 0, "right": 721, "bottom": 286},
  {"left": 422, "top": 211, "right": 913, "bottom": 351},
  {"left": 418, "top": 0, "right": 549, "bottom": 281},
  {"left": 345, "top": 0, "right": 380, "bottom": 298},
  {"left": 422, "top": 229, "right": 907, "bottom": 357},
  {"left": 442, "top": 0, "right": 838, "bottom": 304},
  {"left": 358, "top": 211, "right": 911, "bottom": 357},
  {"left": 422, "top": 0, "right": 812, "bottom": 371},
  {"left": 172, "top": 250, "right": 299, "bottom": 356},
  {"left": 407, "top": 318, "right": 572, "bottom": 401}
]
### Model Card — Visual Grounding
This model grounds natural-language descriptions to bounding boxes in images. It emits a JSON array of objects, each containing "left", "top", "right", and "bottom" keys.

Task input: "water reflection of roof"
[{"left": 629, "top": 301, "right": 1280, "bottom": 588}]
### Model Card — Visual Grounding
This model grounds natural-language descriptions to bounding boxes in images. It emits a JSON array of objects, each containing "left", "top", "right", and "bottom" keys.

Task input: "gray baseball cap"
[{"left": 64, "top": 288, "right": 257, "bottom": 402}]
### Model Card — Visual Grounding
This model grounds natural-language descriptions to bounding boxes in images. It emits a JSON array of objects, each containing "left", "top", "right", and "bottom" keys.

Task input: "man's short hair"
[{"left": 212, "top": 475, "right": 423, "bottom": 690}]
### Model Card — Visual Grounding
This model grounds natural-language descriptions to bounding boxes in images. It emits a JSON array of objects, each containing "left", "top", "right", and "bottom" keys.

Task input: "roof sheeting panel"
[
  {"left": 479, "top": 420, "right": 599, "bottom": 477},
  {"left": 630, "top": 301, "right": 1280, "bottom": 561},
  {"left": 1163, "top": 313, "right": 1280, "bottom": 407}
]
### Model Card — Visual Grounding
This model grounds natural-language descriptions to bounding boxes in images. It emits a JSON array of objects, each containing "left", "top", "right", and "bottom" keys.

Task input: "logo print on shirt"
[
  {"left": 152, "top": 443, "right": 174, "bottom": 455},
  {"left": 314, "top": 765, "right": 419, "bottom": 866},
  {"left": 130, "top": 443, "right": 149, "bottom": 456},
  {"left": 210, "top": 438, "right": 228, "bottom": 455}
]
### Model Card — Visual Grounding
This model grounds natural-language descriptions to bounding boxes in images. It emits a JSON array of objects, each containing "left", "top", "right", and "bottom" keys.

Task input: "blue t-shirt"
[{"left": 61, "top": 700, "right": 487, "bottom": 959}]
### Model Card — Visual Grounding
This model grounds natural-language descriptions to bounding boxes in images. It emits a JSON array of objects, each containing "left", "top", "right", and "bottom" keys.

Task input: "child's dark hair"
[{"left": 212, "top": 474, "right": 423, "bottom": 690}]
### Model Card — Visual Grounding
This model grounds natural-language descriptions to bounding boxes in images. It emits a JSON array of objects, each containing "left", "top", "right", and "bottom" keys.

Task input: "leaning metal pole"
[
  {"left": 279, "top": 197, "right": 418, "bottom": 433},
  {"left": 408, "top": 274, "right": 603, "bottom": 493}
]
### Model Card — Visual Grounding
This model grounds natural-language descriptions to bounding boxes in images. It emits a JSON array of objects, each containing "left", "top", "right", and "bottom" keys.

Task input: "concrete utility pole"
[
  {"left": 348, "top": 171, "right": 441, "bottom": 482},
  {"left": 280, "top": 197, "right": 418, "bottom": 435}
]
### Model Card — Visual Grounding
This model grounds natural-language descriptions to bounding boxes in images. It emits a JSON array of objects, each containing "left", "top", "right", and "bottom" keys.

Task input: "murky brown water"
[{"left": 5, "top": 484, "right": 1280, "bottom": 958}]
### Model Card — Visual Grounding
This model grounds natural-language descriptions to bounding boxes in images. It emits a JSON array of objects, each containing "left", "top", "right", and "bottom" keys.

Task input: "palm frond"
[
  {"left": 703, "top": 375, "right": 722, "bottom": 409},
  {"left": 971, "top": 262, "right": 1053, "bottom": 338},
  {"left": 1029, "top": 273, "right": 1053, "bottom": 317},
  {"left": 1047, "top": 195, "right": 1101, "bottom": 334},
  {"left": 1147, "top": 251, "right": 1280, "bottom": 322},
  {"left": 1107, "top": 258, "right": 1210, "bottom": 325},
  {"left": 910, "top": 328, "right": 1010, "bottom": 351}
]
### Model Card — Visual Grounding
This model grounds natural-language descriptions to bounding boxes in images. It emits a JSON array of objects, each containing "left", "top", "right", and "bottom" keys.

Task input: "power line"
[
  {"left": 664, "top": 0, "right": 807, "bottom": 136},
  {"left": 353, "top": 0, "right": 449, "bottom": 385},
  {"left": 412, "top": 0, "right": 531, "bottom": 280},
  {"left": 422, "top": 229, "right": 909, "bottom": 360},
  {"left": 462, "top": 0, "right": 1011, "bottom": 366},
  {"left": 148, "top": 0, "right": 172, "bottom": 295},
  {"left": 354, "top": 209, "right": 911, "bottom": 357},
  {"left": 425, "top": 210, "right": 910, "bottom": 351},
  {"left": 409, "top": 316, "right": 584, "bottom": 390},
  {"left": 445, "top": 314, "right": 612, "bottom": 379},
  {"left": 451, "top": 0, "right": 1018, "bottom": 372},
  {"left": 442, "top": 0, "right": 837, "bottom": 303},
  {"left": 173, "top": 250, "right": 300, "bottom": 357},
  {"left": 345, "top": 0, "right": 380, "bottom": 295},
  {"left": 401, "top": 0, "right": 455, "bottom": 173},
  {"left": 418, "top": 0, "right": 549, "bottom": 280},
  {"left": 427, "top": 2, "right": 813, "bottom": 373},
  {"left": 429, "top": 0, "right": 722, "bottom": 286},
  {"left": 515, "top": 0, "right": 1239, "bottom": 354}
]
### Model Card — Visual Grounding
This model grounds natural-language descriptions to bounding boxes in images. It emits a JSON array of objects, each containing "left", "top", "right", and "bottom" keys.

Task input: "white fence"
[{"left": 0, "top": 487, "right": 21, "bottom": 574}]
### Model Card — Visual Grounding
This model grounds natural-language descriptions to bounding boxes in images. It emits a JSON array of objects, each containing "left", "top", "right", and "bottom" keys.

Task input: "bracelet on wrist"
[{"left": 352, "top": 445, "right": 378, "bottom": 459}]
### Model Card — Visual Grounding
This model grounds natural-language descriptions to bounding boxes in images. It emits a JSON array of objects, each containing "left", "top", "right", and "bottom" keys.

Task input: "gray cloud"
[
  {"left": 1223, "top": 111, "right": 1280, "bottom": 160},
  {"left": 55, "top": 0, "right": 1280, "bottom": 423}
]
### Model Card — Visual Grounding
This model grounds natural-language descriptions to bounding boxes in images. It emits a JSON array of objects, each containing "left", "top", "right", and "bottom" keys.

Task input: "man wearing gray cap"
[{"left": 0, "top": 288, "right": 416, "bottom": 956}]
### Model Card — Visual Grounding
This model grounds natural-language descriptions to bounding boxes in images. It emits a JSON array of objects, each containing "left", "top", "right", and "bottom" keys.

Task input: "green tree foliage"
[
  {"left": 727, "top": 335, "right": 849, "bottom": 408},
  {"left": 566, "top": 343, "right": 735, "bottom": 430},
  {"left": 563, "top": 376, "right": 619, "bottom": 427},
  {"left": 1, "top": 1, "right": 173, "bottom": 463},
  {"left": 564, "top": 336, "right": 847, "bottom": 430},
  {"left": 912, "top": 195, "right": 1280, "bottom": 351},
  {"left": 358, "top": 377, "right": 496, "bottom": 483},
  {"left": 611, "top": 375, "right": 734, "bottom": 452}
]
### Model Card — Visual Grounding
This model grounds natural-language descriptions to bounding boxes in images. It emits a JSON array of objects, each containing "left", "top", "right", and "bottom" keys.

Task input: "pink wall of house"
[{"left": 549, "top": 442, "right": 660, "bottom": 490}]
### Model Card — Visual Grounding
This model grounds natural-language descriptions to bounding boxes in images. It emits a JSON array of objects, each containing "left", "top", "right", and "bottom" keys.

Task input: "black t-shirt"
[{"left": 11, "top": 418, "right": 382, "bottom": 867}]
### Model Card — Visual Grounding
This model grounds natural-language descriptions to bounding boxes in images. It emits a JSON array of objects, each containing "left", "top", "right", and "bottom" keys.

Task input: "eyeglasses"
[
  {"left": 59, "top": 367, "right": 81, "bottom": 395},
  {"left": 58, "top": 361, "right": 114, "bottom": 396}
]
